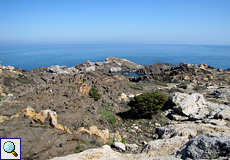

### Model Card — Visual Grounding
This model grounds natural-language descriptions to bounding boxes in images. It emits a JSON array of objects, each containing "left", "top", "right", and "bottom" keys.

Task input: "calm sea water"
[{"left": 0, "top": 44, "right": 229, "bottom": 71}]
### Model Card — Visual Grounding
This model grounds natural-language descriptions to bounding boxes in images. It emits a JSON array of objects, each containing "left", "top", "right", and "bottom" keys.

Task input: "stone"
[
  {"left": 199, "top": 63, "right": 207, "bottom": 69},
  {"left": 76, "top": 127, "right": 92, "bottom": 136},
  {"left": 89, "top": 126, "right": 110, "bottom": 144},
  {"left": 218, "top": 68, "right": 223, "bottom": 72},
  {"left": 157, "top": 122, "right": 230, "bottom": 139},
  {"left": 125, "top": 143, "right": 138, "bottom": 151},
  {"left": 0, "top": 69, "right": 2, "bottom": 74},
  {"left": 178, "top": 132, "right": 230, "bottom": 159},
  {"left": 201, "top": 119, "right": 227, "bottom": 126},
  {"left": 215, "top": 89, "right": 230, "bottom": 102},
  {"left": 109, "top": 67, "right": 122, "bottom": 73},
  {"left": 0, "top": 86, "right": 2, "bottom": 95},
  {"left": 211, "top": 105, "right": 230, "bottom": 120},
  {"left": 50, "top": 145, "right": 126, "bottom": 160},
  {"left": 114, "top": 142, "right": 126, "bottom": 151},
  {"left": 118, "top": 93, "right": 129, "bottom": 102},
  {"left": 85, "top": 66, "right": 95, "bottom": 72},
  {"left": 79, "top": 84, "right": 91, "bottom": 96},
  {"left": 141, "top": 136, "right": 189, "bottom": 157},
  {"left": 114, "top": 131, "right": 122, "bottom": 142},
  {"left": 171, "top": 92, "right": 209, "bottom": 120},
  {"left": 22, "top": 107, "right": 36, "bottom": 118}
]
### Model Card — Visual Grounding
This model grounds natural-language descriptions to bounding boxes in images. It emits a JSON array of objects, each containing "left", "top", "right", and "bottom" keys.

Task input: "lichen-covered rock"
[{"left": 177, "top": 132, "right": 230, "bottom": 159}]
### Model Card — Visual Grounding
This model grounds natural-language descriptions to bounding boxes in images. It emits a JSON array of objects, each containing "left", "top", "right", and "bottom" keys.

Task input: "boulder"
[
  {"left": 171, "top": 92, "right": 209, "bottom": 120},
  {"left": 89, "top": 126, "right": 110, "bottom": 144},
  {"left": 177, "top": 132, "right": 230, "bottom": 159},
  {"left": 157, "top": 122, "right": 230, "bottom": 139},
  {"left": 209, "top": 105, "right": 230, "bottom": 120},
  {"left": 114, "top": 142, "right": 126, "bottom": 151},
  {"left": 141, "top": 136, "right": 189, "bottom": 157}
]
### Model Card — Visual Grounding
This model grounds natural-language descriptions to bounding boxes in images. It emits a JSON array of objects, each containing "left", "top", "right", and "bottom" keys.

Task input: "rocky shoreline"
[{"left": 0, "top": 57, "right": 230, "bottom": 160}]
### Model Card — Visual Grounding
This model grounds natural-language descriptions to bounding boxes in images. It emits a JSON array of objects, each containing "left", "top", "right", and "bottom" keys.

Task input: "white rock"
[
  {"left": 171, "top": 92, "right": 209, "bottom": 120},
  {"left": 114, "top": 142, "right": 126, "bottom": 151}
]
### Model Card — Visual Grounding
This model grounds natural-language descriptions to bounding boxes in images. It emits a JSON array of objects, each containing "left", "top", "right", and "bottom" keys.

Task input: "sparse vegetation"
[
  {"left": 128, "top": 91, "right": 167, "bottom": 115},
  {"left": 89, "top": 87, "right": 101, "bottom": 101},
  {"left": 82, "top": 140, "right": 89, "bottom": 145},
  {"left": 76, "top": 146, "right": 83, "bottom": 150}
]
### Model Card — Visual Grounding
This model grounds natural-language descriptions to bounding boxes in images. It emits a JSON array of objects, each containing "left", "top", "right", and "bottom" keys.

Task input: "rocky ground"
[{"left": 0, "top": 57, "right": 230, "bottom": 160}]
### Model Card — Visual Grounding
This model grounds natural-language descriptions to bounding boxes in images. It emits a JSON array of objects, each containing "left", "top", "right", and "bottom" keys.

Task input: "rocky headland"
[{"left": 0, "top": 57, "right": 230, "bottom": 160}]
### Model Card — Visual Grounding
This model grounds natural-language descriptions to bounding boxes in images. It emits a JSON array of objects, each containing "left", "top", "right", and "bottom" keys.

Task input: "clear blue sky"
[{"left": 0, "top": 0, "right": 230, "bottom": 45}]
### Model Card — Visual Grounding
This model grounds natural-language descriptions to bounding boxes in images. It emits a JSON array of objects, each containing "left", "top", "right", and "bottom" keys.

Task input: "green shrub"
[
  {"left": 89, "top": 87, "right": 101, "bottom": 101},
  {"left": 82, "top": 140, "right": 89, "bottom": 145},
  {"left": 128, "top": 91, "right": 167, "bottom": 115}
]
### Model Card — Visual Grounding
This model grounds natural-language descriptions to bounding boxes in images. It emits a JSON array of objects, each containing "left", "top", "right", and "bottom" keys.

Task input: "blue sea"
[{"left": 0, "top": 44, "right": 229, "bottom": 71}]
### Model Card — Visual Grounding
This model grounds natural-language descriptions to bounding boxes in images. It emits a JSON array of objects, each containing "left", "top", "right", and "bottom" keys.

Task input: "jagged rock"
[
  {"left": 214, "top": 89, "right": 230, "bottom": 102},
  {"left": 0, "top": 86, "right": 2, "bottom": 95},
  {"left": 50, "top": 145, "right": 126, "bottom": 160},
  {"left": 171, "top": 92, "right": 209, "bottom": 120},
  {"left": 114, "top": 131, "right": 122, "bottom": 142},
  {"left": 109, "top": 67, "right": 122, "bottom": 73},
  {"left": 201, "top": 119, "right": 227, "bottom": 126},
  {"left": 177, "top": 132, "right": 230, "bottom": 159},
  {"left": 209, "top": 105, "right": 230, "bottom": 120},
  {"left": 78, "top": 83, "right": 91, "bottom": 96},
  {"left": 76, "top": 127, "right": 92, "bottom": 135},
  {"left": 157, "top": 122, "right": 230, "bottom": 139},
  {"left": 0, "top": 113, "right": 20, "bottom": 123},
  {"left": 199, "top": 63, "right": 207, "bottom": 69},
  {"left": 22, "top": 107, "right": 36, "bottom": 118},
  {"left": 125, "top": 143, "right": 138, "bottom": 151},
  {"left": 47, "top": 65, "right": 78, "bottom": 74},
  {"left": 114, "top": 142, "right": 126, "bottom": 151},
  {"left": 2, "top": 65, "right": 15, "bottom": 71},
  {"left": 136, "top": 63, "right": 170, "bottom": 75},
  {"left": 118, "top": 93, "right": 129, "bottom": 102},
  {"left": 141, "top": 136, "right": 189, "bottom": 157},
  {"left": 89, "top": 126, "right": 110, "bottom": 144}
]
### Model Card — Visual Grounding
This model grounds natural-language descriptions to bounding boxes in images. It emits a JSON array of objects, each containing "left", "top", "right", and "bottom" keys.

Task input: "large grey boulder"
[
  {"left": 177, "top": 132, "right": 230, "bottom": 159},
  {"left": 171, "top": 92, "right": 209, "bottom": 120}
]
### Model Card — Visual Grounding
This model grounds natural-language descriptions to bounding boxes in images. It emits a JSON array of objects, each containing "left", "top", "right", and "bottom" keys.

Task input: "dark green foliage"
[
  {"left": 128, "top": 91, "right": 167, "bottom": 115},
  {"left": 208, "top": 65, "right": 216, "bottom": 70},
  {"left": 89, "top": 87, "right": 101, "bottom": 101}
]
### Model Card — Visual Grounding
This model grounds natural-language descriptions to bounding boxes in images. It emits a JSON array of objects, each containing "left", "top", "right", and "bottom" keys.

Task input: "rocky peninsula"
[{"left": 0, "top": 57, "right": 230, "bottom": 160}]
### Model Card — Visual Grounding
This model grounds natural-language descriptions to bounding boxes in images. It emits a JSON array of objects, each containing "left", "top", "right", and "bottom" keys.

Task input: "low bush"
[
  {"left": 89, "top": 87, "right": 101, "bottom": 101},
  {"left": 128, "top": 91, "right": 167, "bottom": 115}
]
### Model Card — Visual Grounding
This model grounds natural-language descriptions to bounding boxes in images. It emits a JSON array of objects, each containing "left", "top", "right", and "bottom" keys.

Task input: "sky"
[{"left": 0, "top": 0, "right": 230, "bottom": 45}]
